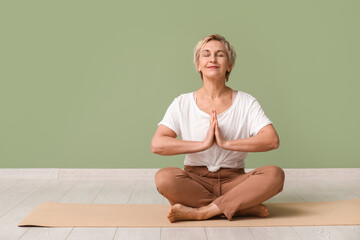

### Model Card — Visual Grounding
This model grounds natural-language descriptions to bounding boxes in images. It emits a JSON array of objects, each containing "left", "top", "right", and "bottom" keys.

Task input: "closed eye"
[{"left": 202, "top": 53, "right": 224, "bottom": 57}]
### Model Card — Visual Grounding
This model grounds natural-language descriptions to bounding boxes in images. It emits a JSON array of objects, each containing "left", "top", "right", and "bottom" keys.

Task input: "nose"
[{"left": 210, "top": 54, "right": 217, "bottom": 62}]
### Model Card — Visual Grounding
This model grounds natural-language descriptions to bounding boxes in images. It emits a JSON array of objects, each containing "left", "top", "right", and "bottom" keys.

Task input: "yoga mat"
[{"left": 18, "top": 198, "right": 360, "bottom": 227}]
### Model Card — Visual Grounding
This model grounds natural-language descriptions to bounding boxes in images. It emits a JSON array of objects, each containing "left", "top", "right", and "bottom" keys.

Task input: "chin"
[{"left": 204, "top": 73, "right": 226, "bottom": 79}]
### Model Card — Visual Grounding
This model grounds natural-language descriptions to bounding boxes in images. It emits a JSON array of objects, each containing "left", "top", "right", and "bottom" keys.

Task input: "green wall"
[{"left": 1, "top": 0, "right": 359, "bottom": 168}]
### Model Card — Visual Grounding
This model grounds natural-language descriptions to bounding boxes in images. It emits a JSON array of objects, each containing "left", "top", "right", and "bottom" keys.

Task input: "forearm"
[
  {"left": 223, "top": 134, "right": 279, "bottom": 152},
  {"left": 151, "top": 136, "right": 207, "bottom": 156}
]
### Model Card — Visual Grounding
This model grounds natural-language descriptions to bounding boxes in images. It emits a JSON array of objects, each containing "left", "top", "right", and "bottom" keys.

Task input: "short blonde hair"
[{"left": 193, "top": 34, "right": 236, "bottom": 82}]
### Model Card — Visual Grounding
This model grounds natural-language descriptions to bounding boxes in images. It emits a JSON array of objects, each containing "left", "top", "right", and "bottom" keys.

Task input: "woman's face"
[{"left": 197, "top": 40, "right": 231, "bottom": 80}]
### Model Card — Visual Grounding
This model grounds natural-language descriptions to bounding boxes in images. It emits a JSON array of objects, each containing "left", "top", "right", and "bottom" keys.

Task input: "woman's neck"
[{"left": 200, "top": 78, "right": 230, "bottom": 100}]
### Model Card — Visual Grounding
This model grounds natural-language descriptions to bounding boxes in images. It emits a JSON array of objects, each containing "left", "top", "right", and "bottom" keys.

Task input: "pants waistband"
[{"left": 184, "top": 165, "right": 245, "bottom": 179}]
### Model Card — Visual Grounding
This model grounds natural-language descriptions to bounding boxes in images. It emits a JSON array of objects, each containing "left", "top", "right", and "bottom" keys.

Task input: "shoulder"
[
  {"left": 176, "top": 91, "right": 193, "bottom": 100},
  {"left": 233, "top": 90, "right": 264, "bottom": 114},
  {"left": 234, "top": 90, "right": 257, "bottom": 102},
  {"left": 172, "top": 91, "right": 194, "bottom": 105},
  {"left": 165, "top": 92, "right": 193, "bottom": 112}
]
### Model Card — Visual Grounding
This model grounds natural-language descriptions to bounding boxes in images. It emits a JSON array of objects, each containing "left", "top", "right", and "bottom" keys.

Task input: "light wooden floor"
[{"left": 0, "top": 169, "right": 359, "bottom": 240}]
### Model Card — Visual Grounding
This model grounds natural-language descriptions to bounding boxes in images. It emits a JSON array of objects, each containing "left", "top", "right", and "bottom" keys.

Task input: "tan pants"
[{"left": 155, "top": 165, "right": 285, "bottom": 220}]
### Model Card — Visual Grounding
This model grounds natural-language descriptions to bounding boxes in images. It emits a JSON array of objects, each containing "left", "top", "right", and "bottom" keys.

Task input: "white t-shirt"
[{"left": 157, "top": 90, "right": 273, "bottom": 172}]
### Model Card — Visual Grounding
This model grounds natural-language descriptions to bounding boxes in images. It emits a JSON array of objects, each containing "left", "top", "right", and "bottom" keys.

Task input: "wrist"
[
  {"left": 222, "top": 140, "right": 230, "bottom": 150},
  {"left": 200, "top": 141, "right": 209, "bottom": 151}
]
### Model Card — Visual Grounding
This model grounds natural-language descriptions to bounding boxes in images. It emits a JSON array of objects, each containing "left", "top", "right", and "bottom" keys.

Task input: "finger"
[{"left": 213, "top": 114, "right": 216, "bottom": 128}]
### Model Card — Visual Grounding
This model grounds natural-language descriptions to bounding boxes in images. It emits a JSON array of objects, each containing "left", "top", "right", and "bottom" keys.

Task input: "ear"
[{"left": 197, "top": 65, "right": 201, "bottom": 73}]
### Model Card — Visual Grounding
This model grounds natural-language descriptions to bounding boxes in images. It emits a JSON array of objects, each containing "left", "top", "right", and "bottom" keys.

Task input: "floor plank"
[
  {"left": 291, "top": 178, "right": 360, "bottom": 202},
  {"left": 18, "top": 228, "right": 74, "bottom": 240},
  {"left": 113, "top": 228, "right": 161, "bottom": 240},
  {"left": 0, "top": 179, "right": 77, "bottom": 240},
  {"left": 0, "top": 179, "right": 21, "bottom": 194},
  {"left": 0, "top": 179, "right": 49, "bottom": 217},
  {"left": 127, "top": 179, "right": 164, "bottom": 204},
  {"left": 92, "top": 179, "right": 136, "bottom": 204},
  {"left": 66, "top": 228, "right": 117, "bottom": 240},
  {"left": 249, "top": 227, "right": 302, "bottom": 240},
  {"left": 328, "top": 226, "right": 360, "bottom": 240},
  {"left": 205, "top": 227, "right": 254, "bottom": 240},
  {"left": 59, "top": 179, "right": 107, "bottom": 203},
  {"left": 292, "top": 226, "right": 352, "bottom": 240},
  {"left": 161, "top": 227, "right": 207, "bottom": 240}
]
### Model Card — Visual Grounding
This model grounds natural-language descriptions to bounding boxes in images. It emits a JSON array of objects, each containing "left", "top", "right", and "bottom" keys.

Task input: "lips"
[{"left": 207, "top": 66, "right": 219, "bottom": 68}]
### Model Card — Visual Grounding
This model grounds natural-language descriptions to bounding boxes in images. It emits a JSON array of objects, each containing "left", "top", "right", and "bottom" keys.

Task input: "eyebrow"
[{"left": 201, "top": 49, "right": 226, "bottom": 53}]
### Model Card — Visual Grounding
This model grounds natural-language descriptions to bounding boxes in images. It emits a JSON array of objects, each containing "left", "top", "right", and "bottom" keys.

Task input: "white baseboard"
[
  {"left": 0, "top": 168, "right": 359, "bottom": 179},
  {"left": 58, "top": 168, "right": 159, "bottom": 179},
  {"left": 0, "top": 168, "right": 59, "bottom": 179}
]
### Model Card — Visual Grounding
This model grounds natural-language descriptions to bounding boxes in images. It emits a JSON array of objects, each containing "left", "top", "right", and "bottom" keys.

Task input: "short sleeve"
[
  {"left": 248, "top": 98, "right": 273, "bottom": 137},
  {"left": 157, "top": 98, "right": 181, "bottom": 137}
]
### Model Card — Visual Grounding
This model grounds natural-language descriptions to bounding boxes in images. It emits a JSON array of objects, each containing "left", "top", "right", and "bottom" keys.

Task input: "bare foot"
[
  {"left": 235, "top": 204, "right": 270, "bottom": 218},
  {"left": 167, "top": 204, "right": 200, "bottom": 223}
]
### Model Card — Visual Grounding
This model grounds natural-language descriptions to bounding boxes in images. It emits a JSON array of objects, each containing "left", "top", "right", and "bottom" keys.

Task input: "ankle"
[{"left": 197, "top": 203, "right": 221, "bottom": 220}]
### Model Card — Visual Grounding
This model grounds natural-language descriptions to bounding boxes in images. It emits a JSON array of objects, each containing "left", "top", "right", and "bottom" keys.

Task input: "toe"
[{"left": 168, "top": 216, "right": 175, "bottom": 223}]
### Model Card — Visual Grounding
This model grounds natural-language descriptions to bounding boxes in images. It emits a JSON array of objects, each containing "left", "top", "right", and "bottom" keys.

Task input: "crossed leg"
[
  {"left": 167, "top": 202, "right": 270, "bottom": 223},
  {"left": 155, "top": 165, "right": 285, "bottom": 222}
]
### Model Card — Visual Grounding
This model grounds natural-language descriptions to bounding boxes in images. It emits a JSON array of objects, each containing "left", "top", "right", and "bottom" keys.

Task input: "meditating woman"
[{"left": 151, "top": 34, "right": 285, "bottom": 223}]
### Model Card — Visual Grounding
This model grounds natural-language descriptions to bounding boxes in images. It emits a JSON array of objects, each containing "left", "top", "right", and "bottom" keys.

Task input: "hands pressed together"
[{"left": 202, "top": 110, "right": 227, "bottom": 150}]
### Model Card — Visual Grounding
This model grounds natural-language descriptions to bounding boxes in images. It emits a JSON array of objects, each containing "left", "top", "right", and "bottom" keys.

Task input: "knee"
[
  {"left": 265, "top": 165, "right": 285, "bottom": 189},
  {"left": 154, "top": 167, "right": 184, "bottom": 192}
]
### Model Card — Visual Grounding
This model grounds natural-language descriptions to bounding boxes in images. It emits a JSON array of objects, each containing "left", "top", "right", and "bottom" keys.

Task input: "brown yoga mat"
[{"left": 18, "top": 198, "right": 360, "bottom": 227}]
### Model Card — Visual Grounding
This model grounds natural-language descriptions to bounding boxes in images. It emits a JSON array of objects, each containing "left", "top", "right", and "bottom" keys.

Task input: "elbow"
[
  {"left": 272, "top": 137, "right": 280, "bottom": 150},
  {"left": 151, "top": 138, "right": 162, "bottom": 155},
  {"left": 151, "top": 141, "right": 159, "bottom": 154}
]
